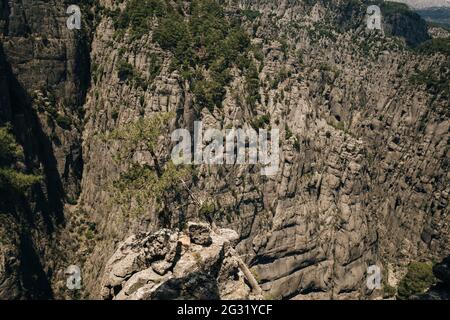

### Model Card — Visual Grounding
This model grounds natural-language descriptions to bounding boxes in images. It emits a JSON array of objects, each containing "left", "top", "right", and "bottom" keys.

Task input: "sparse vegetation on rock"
[{"left": 397, "top": 262, "right": 437, "bottom": 299}]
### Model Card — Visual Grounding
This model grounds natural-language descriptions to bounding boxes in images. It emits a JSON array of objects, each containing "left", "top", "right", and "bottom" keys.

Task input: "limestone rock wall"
[{"left": 77, "top": 0, "right": 449, "bottom": 299}]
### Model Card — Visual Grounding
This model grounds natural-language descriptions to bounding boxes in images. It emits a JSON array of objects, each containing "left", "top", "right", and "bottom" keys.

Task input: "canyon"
[{"left": 0, "top": 0, "right": 449, "bottom": 300}]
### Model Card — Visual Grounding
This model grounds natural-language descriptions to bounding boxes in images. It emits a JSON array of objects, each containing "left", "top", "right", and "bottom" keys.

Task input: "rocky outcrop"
[
  {"left": 100, "top": 222, "right": 262, "bottom": 300},
  {"left": 428, "top": 26, "right": 450, "bottom": 39}
]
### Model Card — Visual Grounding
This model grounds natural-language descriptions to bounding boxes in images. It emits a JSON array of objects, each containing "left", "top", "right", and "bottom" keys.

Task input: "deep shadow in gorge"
[{"left": 0, "top": 14, "right": 91, "bottom": 295}]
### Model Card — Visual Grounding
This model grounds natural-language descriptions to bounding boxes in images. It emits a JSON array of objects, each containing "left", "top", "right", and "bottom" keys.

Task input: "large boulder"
[
  {"left": 99, "top": 222, "right": 261, "bottom": 300},
  {"left": 187, "top": 222, "right": 213, "bottom": 246}
]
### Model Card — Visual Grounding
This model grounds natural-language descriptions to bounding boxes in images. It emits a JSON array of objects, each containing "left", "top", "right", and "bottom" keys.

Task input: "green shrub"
[
  {"left": 66, "top": 195, "right": 78, "bottom": 205},
  {"left": 334, "top": 121, "right": 345, "bottom": 131},
  {"left": 114, "top": 0, "right": 256, "bottom": 111},
  {"left": 0, "top": 126, "right": 42, "bottom": 192},
  {"left": 108, "top": 112, "right": 175, "bottom": 160},
  {"left": 409, "top": 61, "right": 450, "bottom": 98},
  {"left": 55, "top": 115, "right": 72, "bottom": 129},
  {"left": 319, "top": 63, "right": 338, "bottom": 73},
  {"left": 241, "top": 9, "right": 261, "bottom": 21},
  {"left": 245, "top": 61, "right": 261, "bottom": 107},
  {"left": 418, "top": 38, "right": 450, "bottom": 56},
  {"left": 117, "top": 60, "right": 135, "bottom": 81},
  {"left": 115, "top": 0, "right": 168, "bottom": 39},
  {"left": 0, "top": 125, "right": 23, "bottom": 166},
  {"left": 107, "top": 113, "right": 190, "bottom": 215},
  {"left": 383, "top": 283, "right": 397, "bottom": 298},
  {"left": 112, "top": 161, "right": 189, "bottom": 216},
  {"left": 252, "top": 114, "right": 270, "bottom": 130},
  {"left": 91, "top": 63, "right": 104, "bottom": 83},
  {"left": 397, "top": 262, "right": 436, "bottom": 299},
  {"left": 271, "top": 67, "right": 290, "bottom": 89},
  {"left": 153, "top": 0, "right": 253, "bottom": 110},
  {"left": 192, "top": 79, "right": 226, "bottom": 111},
  {"left": 285, "top": 126, "right": 293, "bottom": 140},
  {"left": 111, "top": 107, "right": 120, "bottom": 121},
  {"left": 153, "top": 14, "right": 189, "bottom": 51},
  {"left": 85, "top": 229, "right": 95, "bottom": 240},
  {"left": 148, "top": 53, "right": 162, "bottom": 82},
  {"left": 199, "top": 201, "right": 215, "bottom": 217},
  {"left": 116, "top": 60, "right": 147, "bottom": 90},
  {"left": 0, "top": 168, "right": 42, "bottom": 192}
]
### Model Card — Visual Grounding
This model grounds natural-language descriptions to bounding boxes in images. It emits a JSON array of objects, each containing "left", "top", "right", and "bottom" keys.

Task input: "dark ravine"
[
  {"left": 0, "top": 0, "right": 449, "bottom": 300},
  {"left": 0, "top": 0, "right": 90, "bottom": 299}
]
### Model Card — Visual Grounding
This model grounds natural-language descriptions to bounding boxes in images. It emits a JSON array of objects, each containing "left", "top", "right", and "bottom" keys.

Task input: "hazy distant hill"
[
  {"left": 416, "top": 7, "right": 450, "bottom": 28},
  {"left": 396, "top": 0, "right": 450, "bottom": 9}
]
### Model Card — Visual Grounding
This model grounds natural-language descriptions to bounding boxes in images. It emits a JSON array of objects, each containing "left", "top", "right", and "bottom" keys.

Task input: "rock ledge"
[{"left": 100, "top": 222, "right": 262, "bottom": 300}]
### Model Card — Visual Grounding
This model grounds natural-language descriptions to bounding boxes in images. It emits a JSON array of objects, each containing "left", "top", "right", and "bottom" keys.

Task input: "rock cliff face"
[{"left": 0, "top": 0, "right": 449, "bottom": 300}]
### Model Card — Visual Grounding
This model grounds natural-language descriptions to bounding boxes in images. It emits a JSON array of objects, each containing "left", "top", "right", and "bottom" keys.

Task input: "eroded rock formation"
[{"left": 100, "top": 222, "right": 262, "bottom": 300}]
